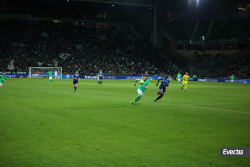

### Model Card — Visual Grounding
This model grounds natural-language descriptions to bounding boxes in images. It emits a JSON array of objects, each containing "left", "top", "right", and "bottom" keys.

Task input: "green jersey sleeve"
[{"left": 0, "top": 75, "right": 7, "bottom": 84}]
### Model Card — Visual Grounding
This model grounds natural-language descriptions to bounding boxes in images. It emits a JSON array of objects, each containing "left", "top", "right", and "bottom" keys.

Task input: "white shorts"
[
  {"left": 55, "top": 75, "right": 58, "bottom": 78},
  {"left": 0, "top": 83, "right": 3, "bottom": 87},
  {"left": 230, "top": 80, "right": 234, "bottom": 82},
  {"left": 137, "top": 89, "right": 144, "bottom": 97},
  {"left": 49, "top": 77, "right": 52, "bottom": 80},
  {"left": 178, "top": 79, "right": 181, "bottom": 81}
]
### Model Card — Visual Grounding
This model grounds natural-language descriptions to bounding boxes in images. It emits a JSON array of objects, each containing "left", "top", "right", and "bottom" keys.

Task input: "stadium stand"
[
  {"left": 0, "top": 19, "right": 176, "bottom": 75},
  {"left": 174, "top": 50, "right": 236, "bottom": 63},
  {"left": 209, "top": 54, "right": 250, "bottom": 79}
]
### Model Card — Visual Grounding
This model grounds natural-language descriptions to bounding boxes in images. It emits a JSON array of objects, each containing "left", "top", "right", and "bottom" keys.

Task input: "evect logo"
[
  {"left": 223, "top": 149, "right": 243, "bottom": 155},
  {"left": 220, "top": 147, "right": 250, "bottom": 157}
]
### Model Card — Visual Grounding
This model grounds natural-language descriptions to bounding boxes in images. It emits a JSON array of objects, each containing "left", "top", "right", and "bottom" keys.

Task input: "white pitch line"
[
  {"left": 186, "top": 103, "right": 237, "bottom": 106},
  {"left": 182, "top": 105, "right": 249, "bottom": 114}
]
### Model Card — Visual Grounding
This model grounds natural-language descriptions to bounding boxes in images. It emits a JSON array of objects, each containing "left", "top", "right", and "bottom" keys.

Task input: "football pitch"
[{"left": 0, "top": 78, "right": 250, "bottom": 167}]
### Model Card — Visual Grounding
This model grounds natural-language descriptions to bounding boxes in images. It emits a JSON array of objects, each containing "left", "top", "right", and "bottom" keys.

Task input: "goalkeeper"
[{"left": 130, "top": 75, "right": 149, "bottom": 105}]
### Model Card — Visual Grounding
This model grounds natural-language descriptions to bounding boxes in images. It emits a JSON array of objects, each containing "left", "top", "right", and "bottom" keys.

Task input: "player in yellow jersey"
[{"left": 181, "top": 72, "right": 189, "bottom": 91}]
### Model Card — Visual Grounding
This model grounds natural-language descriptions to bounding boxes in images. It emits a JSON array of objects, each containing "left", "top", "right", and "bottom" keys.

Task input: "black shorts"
[
  {"left": 159, "top": 87, "right": 166, "bottom": 94},
  {"left": 73, "top": 80, "right": 78, "bottom": 85},
  {"left": 99, "top": 76, "right": 103, "bottom": 80}
]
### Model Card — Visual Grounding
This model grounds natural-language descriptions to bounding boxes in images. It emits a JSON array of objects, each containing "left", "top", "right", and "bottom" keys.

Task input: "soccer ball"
[{"left": 139, "top": 80, "right": 144, "bottom": 85}]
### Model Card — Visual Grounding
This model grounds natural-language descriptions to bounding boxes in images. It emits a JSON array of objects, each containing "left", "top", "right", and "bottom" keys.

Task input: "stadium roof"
[
  {"left": 72, "top": 0, "right": 160, "bottom": 7},
  {"left": 22, "top": 0, "right": 250, "bottom": 11},
  {"left": 160, "top": 0, "right": 250, "bottom": 11},
  {"left": 70, "top": 0, "right": 250, "bottom": 11}
]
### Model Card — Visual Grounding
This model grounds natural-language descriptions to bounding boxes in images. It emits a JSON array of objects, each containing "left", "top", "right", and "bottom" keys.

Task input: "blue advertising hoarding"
[
  {"left": 2, "top": 74, "right": 250, "bottom": 83},
  {"left": 194, "top": 78, "right": 250, "bottom": 84},
  {"left": 5, "top": 74, "right": 27, "bottom": 78},
  {"left": 62, "top": 75, "right": 162, "bottom": 80}
]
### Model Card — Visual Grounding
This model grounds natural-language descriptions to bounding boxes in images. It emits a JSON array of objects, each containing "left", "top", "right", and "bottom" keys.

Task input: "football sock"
[
  {"left": 75, "top": 87, "right": 77, "bottom": 91},
  {"left": 185, "top": 85, "right": 187, "bottom": 90},
  {"left": 135, "top": 95, "right": 142, "bottom": 102},
  {"left": 178, "top": 81, "right": 180, "bottom": 84},
  {"left": 156, "top": 95, "right": 163, "bottom": 101}
]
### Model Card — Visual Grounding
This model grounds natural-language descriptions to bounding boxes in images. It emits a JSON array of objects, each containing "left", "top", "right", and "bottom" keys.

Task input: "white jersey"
[{"left": 55, "top": 71, "right": 58, "bottom": 76}]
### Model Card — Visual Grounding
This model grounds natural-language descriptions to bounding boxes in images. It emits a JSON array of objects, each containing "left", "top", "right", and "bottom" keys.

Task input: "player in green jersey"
[
  {"left": 0, "top": 73, "right": 8, "bottom": 88},
  {"left": 48, "top": 71, "right": 53, "bottom": 85},
  {"left": 230, "top": 74, "right": 234, "bottom": 85},
  {"left": 177, "top": 72, "right": 181, "bottom": 85},
  {"left": 130, "top": 75, "right": 149, "bottom": 105}
]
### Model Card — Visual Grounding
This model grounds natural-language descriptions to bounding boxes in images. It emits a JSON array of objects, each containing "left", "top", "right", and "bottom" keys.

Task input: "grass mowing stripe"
[{"left": 182, "top": 105, "right": 249, "bottom": 114}]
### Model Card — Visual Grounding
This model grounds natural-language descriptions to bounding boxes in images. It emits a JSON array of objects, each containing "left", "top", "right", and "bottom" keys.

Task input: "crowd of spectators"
[
  {"left": 0, "top": 19, "right": 174, "bottom": 75},
  {"left": 209, "top": 55, "right": 250, "bottom": 79}
]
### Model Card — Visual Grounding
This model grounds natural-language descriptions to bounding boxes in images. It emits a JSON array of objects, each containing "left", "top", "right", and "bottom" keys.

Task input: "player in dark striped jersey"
[
  {"left": 154, "top": 74, "right": 170, "bottom": 102},
  {"left": 72, "top": 71, "right": 80, "bottom": 93},
  {"left": 98, "top": 70, "right": 104, "bottom": 85}
]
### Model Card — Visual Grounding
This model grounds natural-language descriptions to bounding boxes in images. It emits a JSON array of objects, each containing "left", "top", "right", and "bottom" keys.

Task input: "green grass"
[{"left": 0, "top": 78, "right": 250, "bottom": 167}]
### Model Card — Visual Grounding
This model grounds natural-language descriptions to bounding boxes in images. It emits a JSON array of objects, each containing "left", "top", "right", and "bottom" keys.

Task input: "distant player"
[
  {"left": 72, "top": 71, "right": 80, "bottom": 93},
  {"left": 142, "top": 71, "right": 149, "bottom": 78},
  {"left": 181, "top": 72, "right": 189, "bottom": 91},
  {"left": 154, "top": 74, "right": 170, "bottom": 102},
  {"left": 54, "top": 70, "right": 58, "bottom": 79},
  {"left": 230, "top": 74, "right": 234, "bottom": 85},
  {"left": 177, "top": 72, "right": 181, "bottom": 85},
  {"left": 98, "top": 70, "right": 104, "bottom": 85},
  {"left": 0, "top": 73, "right": 8, "bottom": 88},
  {"left": 48, "top": 70, "right": 53, "bottom": 85},
  {"left": 130, "top": 75, "right": 149, "bottom": 105},
  {"left": 96, "top": 73, "right": 100, "bottom": 85}
]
